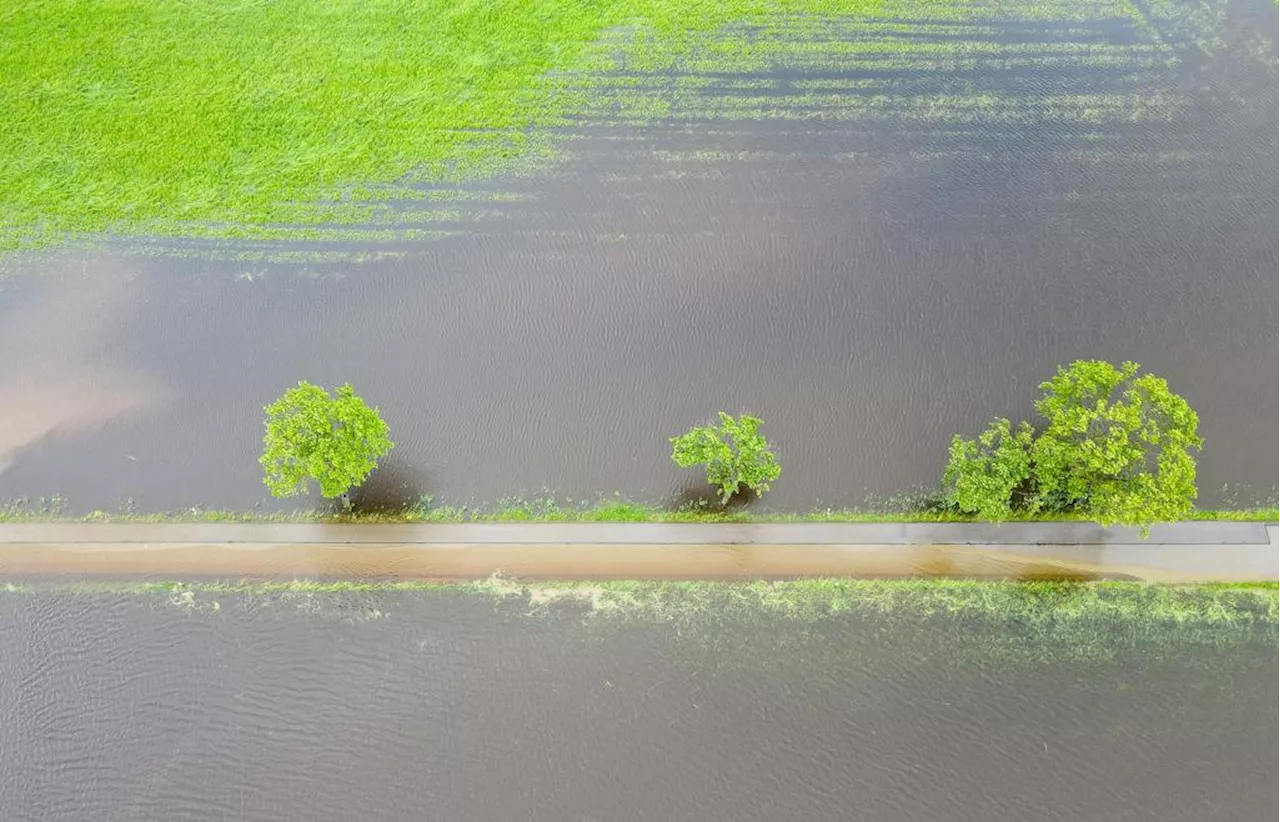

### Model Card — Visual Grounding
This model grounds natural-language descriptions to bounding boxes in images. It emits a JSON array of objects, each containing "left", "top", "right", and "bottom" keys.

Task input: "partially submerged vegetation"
[
  {"left": 0, "top": 493, "right": 1273, "bottom": 524},
  {"left": 11, "top": 578, "right": 1274, "bottom": 622},
  {"left": 1, "top": 0, "right": 1249, "bottom": 253},
  {"left": 6, "top": 579, "right": 1274, "bottom": 667},
  {"left": 2, "top": 359, "right": 1241, "bottom": 531},
  {"left": 1, "top": 358, "right": 1273, "bottom": 532},
  {"left": 3, "top": 0, "right": 887, "bottom": 251}
]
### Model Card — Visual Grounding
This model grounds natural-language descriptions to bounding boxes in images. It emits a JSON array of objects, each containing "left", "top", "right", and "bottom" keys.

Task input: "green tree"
[
  {"left": 1031, "top": 360, "right": 1201, "bottom": 530},
  {"left": 260, "top": 382, "right": 393, "bottom": 504},
  {"left": 940, "top": 361, "right": 1202, "bottom": 533},
  {"left": 943, "top": 418, "right": 1036, "bottom": 520},
  {"left": 671, "top": 412, "right": 781, "bottom": 504}
]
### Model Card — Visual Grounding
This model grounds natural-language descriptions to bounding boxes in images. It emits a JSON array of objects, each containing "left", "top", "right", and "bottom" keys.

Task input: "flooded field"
[
  {"left": 0, "top": 581, "right": 1274, "bottom": 820},
  {"left": 0, "top": 0, "right": 1276, "bottom": 512}
]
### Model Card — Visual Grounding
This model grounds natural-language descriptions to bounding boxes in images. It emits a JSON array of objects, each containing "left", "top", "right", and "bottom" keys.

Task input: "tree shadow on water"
[
  {"left": 347, "top": 456, "right": 433, "bottom": 514},
  {"left": 668, "top": 480, "right": 762, "bottom": 517}
]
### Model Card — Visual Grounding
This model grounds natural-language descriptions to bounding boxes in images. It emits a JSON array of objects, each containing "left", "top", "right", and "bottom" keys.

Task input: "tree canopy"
[
  {"left": 943, "top": 361, "right": 1201, "bottom": 531},
  {"left": 942, "top": 418, "right": 1035, "bottom": 521},
  {"left": 260, "top": 382, "right": 393, "bottom": 499},
  {"left": 671, "top": 412, "right": 781, "bottom": 504}
]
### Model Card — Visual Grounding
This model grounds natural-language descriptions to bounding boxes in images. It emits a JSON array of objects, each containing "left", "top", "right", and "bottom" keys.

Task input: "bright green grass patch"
[{"left": 1, "top": 0, "right": 894, "bottom": 251}]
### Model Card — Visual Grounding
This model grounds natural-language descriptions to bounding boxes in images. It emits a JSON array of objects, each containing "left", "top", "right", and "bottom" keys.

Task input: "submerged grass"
[
  {"left": 9, "top": 578, "right": 1275, "bottom": 624},
  {"left": 10, "top": 576, "right": 1280, "bottom": 670},
  {"left": 7, "top": 579, "right": 1274, "bottom": 669}
]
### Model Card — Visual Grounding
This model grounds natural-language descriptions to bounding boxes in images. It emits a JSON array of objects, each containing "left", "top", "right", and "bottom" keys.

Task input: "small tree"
[
  {"left": 260, "top": 382, "right": 393, "bottom": 506},
  {"left": 671, "top": 412, "right": 781, "bottom": 504},
  {"left": 943, "top": 418, "right": 1035, "bottom": 521},
  {"left": 1031, "top": 360, "right": 1201, "bottom": 529}
]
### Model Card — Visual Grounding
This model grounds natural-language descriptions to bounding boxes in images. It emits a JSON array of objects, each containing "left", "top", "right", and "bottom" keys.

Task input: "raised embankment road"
[{"left": 0, "top": 521, "right": 1274, "bottom": 581}]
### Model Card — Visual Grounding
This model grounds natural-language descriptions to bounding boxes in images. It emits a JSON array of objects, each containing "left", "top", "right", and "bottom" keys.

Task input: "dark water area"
[
  {"left": 0, "top": 588, "right": 1275, "bottom": 820},
  {"left": 0, "top": 3, "right": 1276, "bottom": 513}
]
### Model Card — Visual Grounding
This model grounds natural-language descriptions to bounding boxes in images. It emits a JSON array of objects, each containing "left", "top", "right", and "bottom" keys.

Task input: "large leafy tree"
[
  {"left": 671, "top": 412, "right": 781, "bottom": 504},
  {"left": 260, "top": 382, "right": 393, "bottom": 501},
  {"left": 942, "top": 361, "right": 1202, "bottom": 531},
  {"left": 1030, "top": 360, "right": 1201, "bottom": 529}
]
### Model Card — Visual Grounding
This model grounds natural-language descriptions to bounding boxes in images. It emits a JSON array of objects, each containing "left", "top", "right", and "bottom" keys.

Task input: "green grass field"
[
  {"left": 2, "top": 0, "right": 1192, "bottom": 252},
  {"left": 0, "top": 0, "right": 876, "bottom": 251}
]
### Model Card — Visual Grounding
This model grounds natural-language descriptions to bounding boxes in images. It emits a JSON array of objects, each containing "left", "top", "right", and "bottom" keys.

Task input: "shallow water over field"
[
  {"left": 0, "top": 586, "right": 1275, "bottom": 820},
  {"left": 0, "top": 2, "right": 1275, "bottom": 512}
]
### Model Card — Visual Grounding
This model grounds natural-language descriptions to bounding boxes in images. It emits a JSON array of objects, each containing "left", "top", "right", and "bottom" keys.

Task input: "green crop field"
[
  {"left": 1, "top": 0, "right": 1225, "bottom": 254},
  {"left": 0, "top": 0, "right": 866, "bottom": 251}
]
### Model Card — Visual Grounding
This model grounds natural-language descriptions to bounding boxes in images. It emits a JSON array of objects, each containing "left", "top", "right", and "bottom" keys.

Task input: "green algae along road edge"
[{"left": 0, "top": 521, "right": 1274, "bottom": 581}]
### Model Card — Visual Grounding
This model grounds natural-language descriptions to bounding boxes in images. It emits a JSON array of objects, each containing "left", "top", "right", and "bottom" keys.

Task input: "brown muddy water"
[
  {"left": 0, "top": 5, "right": 1276, "bottom": 513},
  {"left": 0, "top": 586, "right": 1275, "bottom": 820}
]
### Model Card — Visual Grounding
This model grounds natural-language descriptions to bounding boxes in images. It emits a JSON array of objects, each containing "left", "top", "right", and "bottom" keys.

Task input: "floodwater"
[
  {"left": 0, "top": 3, "right": 1276, "bottom": 512},
  {"left": 0, "top": 587, "right": 1274, "bottom": 820}
]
